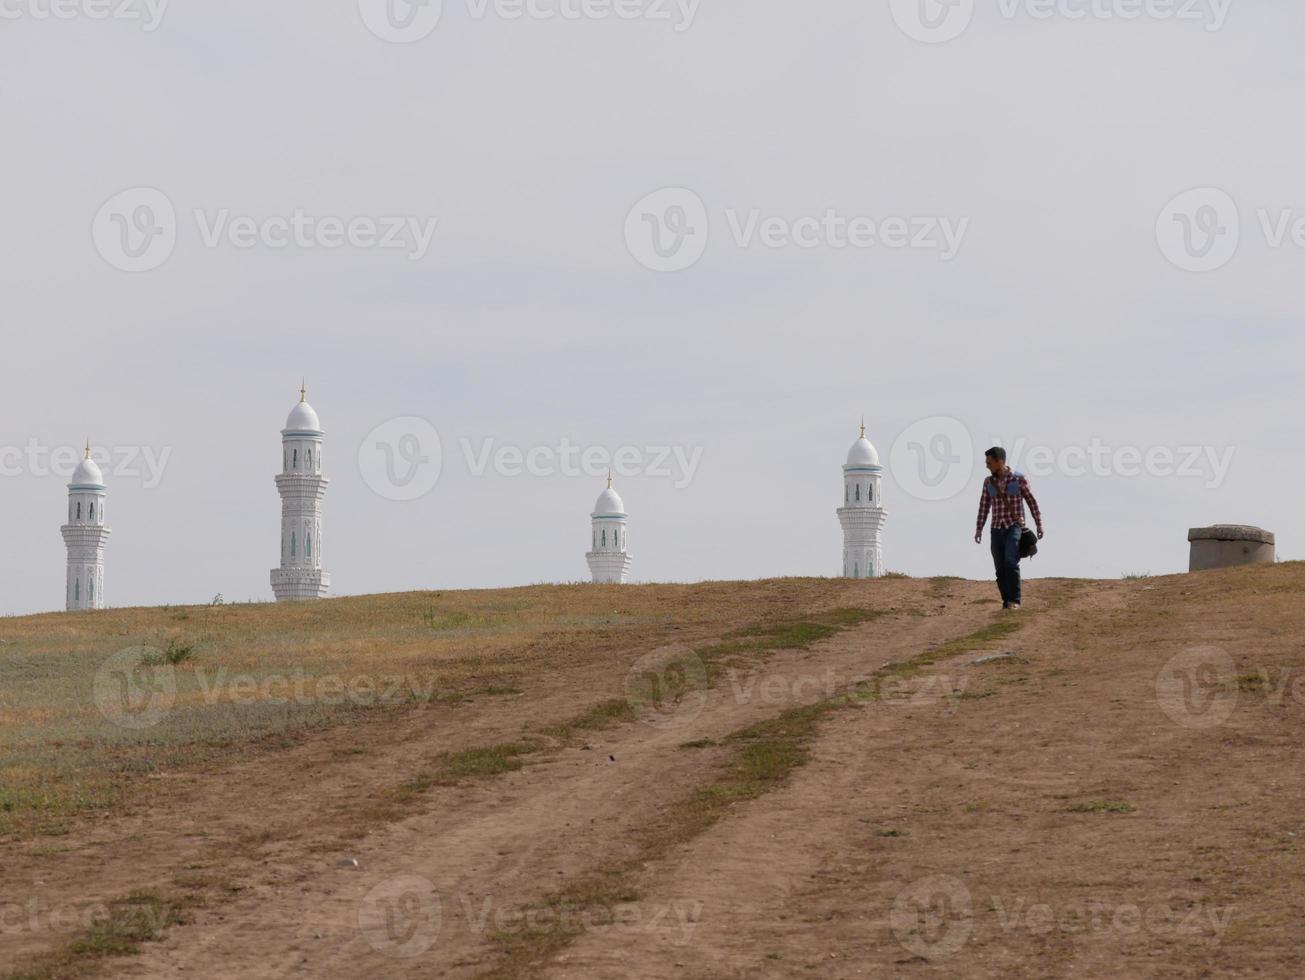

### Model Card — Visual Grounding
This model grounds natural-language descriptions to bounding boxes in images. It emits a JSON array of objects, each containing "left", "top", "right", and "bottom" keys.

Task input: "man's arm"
[
  {"left": 1021, "top": 476, "right": 1044, "bottom": 538},
  {"left": 974, "top": 483, "right": 991, "bottom": 543}
]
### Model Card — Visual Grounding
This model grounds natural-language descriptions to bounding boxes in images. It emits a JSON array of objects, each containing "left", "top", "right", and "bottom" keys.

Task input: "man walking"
[{"left": 974, "top": 447, "right": 1044, "bottom": 610}]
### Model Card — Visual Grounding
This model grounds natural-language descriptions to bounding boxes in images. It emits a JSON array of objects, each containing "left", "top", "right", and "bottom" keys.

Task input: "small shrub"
[{"left": 163, "top": 637, "right": 195, "bottom": 664}]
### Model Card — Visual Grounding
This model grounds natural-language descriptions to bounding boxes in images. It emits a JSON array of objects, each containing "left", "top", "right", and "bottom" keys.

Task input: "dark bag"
[{"left": 1019, "top": 527, "right": 1039, "bottom": 560}]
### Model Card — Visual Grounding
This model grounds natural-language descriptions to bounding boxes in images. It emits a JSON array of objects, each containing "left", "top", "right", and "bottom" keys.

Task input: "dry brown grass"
[
  {"left": 0, "top": 577, "right": 895, "bottom": 838},
  {"left": 7, "top": 565, "right": 1305, "bottom": 979}
]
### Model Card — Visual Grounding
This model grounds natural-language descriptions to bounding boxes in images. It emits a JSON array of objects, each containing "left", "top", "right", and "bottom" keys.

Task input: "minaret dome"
[{"left": 586, "top": 473, "right": 632, "bottom": 584}]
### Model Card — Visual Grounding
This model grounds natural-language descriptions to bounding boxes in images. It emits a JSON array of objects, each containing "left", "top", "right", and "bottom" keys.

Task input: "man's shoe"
[
  {"left": 1002, "top": 602, "right": 1010, "bottom": 609},
  {"left": 1008, "top": 603, "right": 1021, "bottom": 611}
]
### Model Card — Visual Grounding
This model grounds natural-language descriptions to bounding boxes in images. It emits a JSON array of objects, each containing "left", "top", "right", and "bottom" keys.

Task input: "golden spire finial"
[
  {"left": 606, "top": 470, "right": 613, "bottom": 490},
  {"left": 299, "top": 379, "right": 307, "bottom": 402},
  {"left": 859, "top": 416, "right": 866, "bottom": 439},
  {"left": 85, "top": 440, "right": 91, "bottom": 459}
]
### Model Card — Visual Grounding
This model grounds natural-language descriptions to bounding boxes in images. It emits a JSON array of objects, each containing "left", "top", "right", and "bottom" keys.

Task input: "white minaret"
[
  {"left": 837, "top": 420, "right": 887, "bottom": 578},
  {"left": 586, "top": 474, "right": 632, "bottom": 584},
  {"left": 61, "top": 443, "right": 111, "bottom": 611},
  {"left": 271, "top": 383, "right": 330, "bottom": 601}
]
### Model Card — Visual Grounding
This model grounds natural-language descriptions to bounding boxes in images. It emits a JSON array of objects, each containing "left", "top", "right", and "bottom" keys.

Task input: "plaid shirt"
[{"left": 976, "top": 468, "right": 1043, "bottom": 536}]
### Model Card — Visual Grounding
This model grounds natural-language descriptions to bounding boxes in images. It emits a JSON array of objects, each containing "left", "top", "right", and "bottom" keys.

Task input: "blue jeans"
[{"left": 990, "top": 525, "right": 1023, "bottom": 605}]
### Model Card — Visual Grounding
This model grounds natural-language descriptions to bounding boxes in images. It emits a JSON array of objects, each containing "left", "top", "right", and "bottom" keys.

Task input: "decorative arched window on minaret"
[
  {"left": 585, "top": 472, "right": 632, "bottom": 584},
  {"left": 836, "top": 419, "right": 887, "bottom": 579},
  {"left": 61, "top": 442, "right": 111, "bottom": 611},
  {"left": 271, "top": 382, "right": 331, "bottom": 601}
]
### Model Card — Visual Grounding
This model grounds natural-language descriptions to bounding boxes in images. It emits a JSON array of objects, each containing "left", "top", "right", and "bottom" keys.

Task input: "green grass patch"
[
  {"left": 542, "top": 699, "right": 637, "bottom": 739},
  {"left": 482, "top": 869, "right": 644, "bottom": 977},
  {"left": 3, "top": 890, "right": 187, "bottom": 980},
  {"left": 863, "top": 618, "right": 1030, "bottom": 697},
  {"left": 695, "top": 608, "right": 885, "bottom": 663},
  {"left": 678, "top": 738, "right": 717, "bottom": 750},
  {"left": 382, "top": 741, "right": 547, "bottom": 811},
  {"left": 429, "top": 741, "right": 544, "bottom": 782},
  {"left": 928, "top": 619, "right": 1023, "bottom": 660},
  {"left": 1236, "top": 673, "right": 1267, "bottom": 692},
  {"left": 1067, "top": 800, "right": 1136, "bottom": 814},
  {"left": 476, "top": 684, "right": 524, "bottom": 697}
]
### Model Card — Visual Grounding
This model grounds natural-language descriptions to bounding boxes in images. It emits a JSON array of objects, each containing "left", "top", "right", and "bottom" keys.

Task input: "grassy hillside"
[
  {"left": 4, "top": 565, "right": 1304, "bottom": 980},
  {"left": 0, "top": 577, "right": 893, "bottom": 838}
]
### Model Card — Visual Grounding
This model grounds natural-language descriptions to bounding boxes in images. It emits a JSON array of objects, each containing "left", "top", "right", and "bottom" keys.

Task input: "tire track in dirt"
[
  {"left": 6, "top": 586, "right": 871, "bottom": 970},
  {"left": 98, "top": 586, "right": 1002, "bottom": 979},
  {"left": 537, "top": 579, "right": 1119, "bottom": 979},
  {"left": 0, "top": 671, "right": 622, "bottom": 967},
  {"left": 543, "top": 575, "right": 1305, "bottom": 978}
]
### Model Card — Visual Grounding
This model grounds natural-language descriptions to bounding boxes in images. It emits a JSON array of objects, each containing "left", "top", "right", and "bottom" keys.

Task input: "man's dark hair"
[{"left": 985, "top": 446, "right": 1007, "bottom": 462}]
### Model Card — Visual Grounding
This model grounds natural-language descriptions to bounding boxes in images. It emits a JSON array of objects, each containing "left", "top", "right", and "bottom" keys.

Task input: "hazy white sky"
[{"left": 1, "top": 0, "right": 1302, "bottom": 615}]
